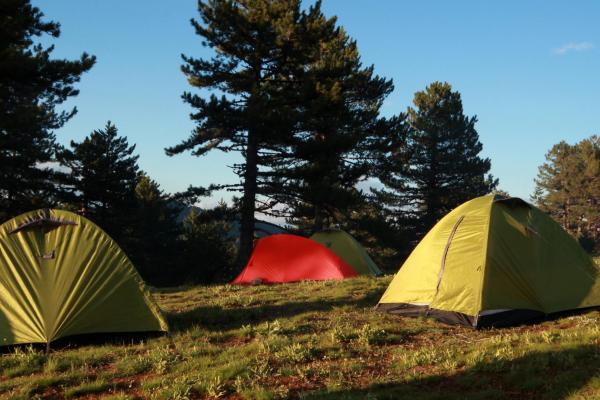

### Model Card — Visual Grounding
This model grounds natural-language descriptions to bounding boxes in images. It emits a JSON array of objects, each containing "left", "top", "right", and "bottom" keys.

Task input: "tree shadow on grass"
[
  {"left": 303, "top": 344, "right": 600, "bottom": 400},
  {"left": 167, "top": 286, "right": 385, "bottom": 332}
]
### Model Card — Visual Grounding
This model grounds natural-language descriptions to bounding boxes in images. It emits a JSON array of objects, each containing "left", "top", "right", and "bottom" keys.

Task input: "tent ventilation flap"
[{"left": 10, "top": 217, "right": 77, "bottom": 234}]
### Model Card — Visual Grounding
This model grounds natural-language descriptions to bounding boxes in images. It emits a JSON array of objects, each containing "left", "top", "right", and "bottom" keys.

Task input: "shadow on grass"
[
  {"left": 303, "top": 344, "right": 600, "bottom": 400},
  {"left": 167, "top": 287, "right": 385, "bottom": 332}
]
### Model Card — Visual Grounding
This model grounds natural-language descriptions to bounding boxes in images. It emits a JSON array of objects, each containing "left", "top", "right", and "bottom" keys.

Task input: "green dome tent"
[
  {"left": 377, "top": 195, "right": 600, "bottom": 327},
  {"left": 0, "top": 209, "right": 168, "bottom": 347},
  {"left": 310, "top": 230, "right": 382, "bottom": 276}
]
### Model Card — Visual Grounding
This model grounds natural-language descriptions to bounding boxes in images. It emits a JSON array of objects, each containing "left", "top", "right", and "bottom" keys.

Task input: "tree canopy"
[
  {"left": 533, "top": 136, "right": 600, "bottom": 251},
  {"left": 265, "top": 21, "right": 396, "bottom": 234},
  {"left": 166, "top": 0, "right": 357, "bottom": 266},
  {"left": 0, "top": 0, "right": 95, "bottom": 221},
  {"left": 58, "top": 122, "right": 139, "bottom": 243},
  {"left": 374, "top": 82, "right": 497, "bottom": 238}
]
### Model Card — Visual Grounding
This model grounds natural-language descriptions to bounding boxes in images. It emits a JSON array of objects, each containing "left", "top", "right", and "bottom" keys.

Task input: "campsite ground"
[{"left": 2, "top": 276, "right": 600, "bottom": 399}]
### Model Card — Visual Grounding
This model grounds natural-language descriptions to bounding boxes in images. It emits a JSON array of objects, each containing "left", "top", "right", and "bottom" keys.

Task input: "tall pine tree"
[
  {"left": 0, "top": 0, "right": 95, "bottom": 221},
  {"left": 264, "top": 22, "right": 395, "bottom": 234},
  {"left": 58, "top": 122, "right": 139, "bottom": 244},
  {"left": 375, "top": 82, "right": 497, "bottom": 238},
  {"left": 166, "top": 0, "right": 336, "bottom": 265}
]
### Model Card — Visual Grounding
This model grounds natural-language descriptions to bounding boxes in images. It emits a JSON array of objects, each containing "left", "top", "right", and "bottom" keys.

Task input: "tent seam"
[{"left": 475, "top": 196, "right": 495, "bottom": 327}]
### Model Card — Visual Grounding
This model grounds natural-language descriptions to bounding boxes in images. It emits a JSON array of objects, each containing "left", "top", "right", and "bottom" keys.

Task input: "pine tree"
[
  {"left": 264, "top": 22, "right": 396, "bottom": 234},
  {"left": 130, "top": 172, "right": 182, "bottom": 284},
  {"left": 0, "top": 0, "right": 95, "bottom": 221},
  {"left": 533, "top": 136, "right": 600, "bottom": 251},
  {"left": 166, "top": 0, "right": 336, "bottom": 265},
  {"left": 58, "top": 122, "right": 139, "bottom": 244},
  {"left": 375, "top": 82, "right": 497, "bottom": 238},
  {"left": 179, "top": 202, "right": 237, "bottom": 284}
]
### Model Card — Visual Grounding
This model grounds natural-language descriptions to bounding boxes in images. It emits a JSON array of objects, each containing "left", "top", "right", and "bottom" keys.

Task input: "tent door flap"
[{"left": 434, "top": 215, "right": 465, "bottom": 295}]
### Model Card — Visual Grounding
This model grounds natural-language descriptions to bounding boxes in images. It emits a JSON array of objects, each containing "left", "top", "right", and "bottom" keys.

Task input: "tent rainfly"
[
  {"left": 232, "top": 234, "right": 357, "bottom": 284},
  {"left": 310, "top": 230, "right": 382, "bottom": 276},
  {"left": 377, "top": 195, "right": 600, "bottom": 328},
  {"left": 0, "top": 209, "right": 168, "bottom": 347}
]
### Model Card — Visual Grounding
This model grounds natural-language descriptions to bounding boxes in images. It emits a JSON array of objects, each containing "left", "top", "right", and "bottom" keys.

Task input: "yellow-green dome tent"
[
  {"left": 310, "top": 230, "right": 382, "bottom": 276},
  {"left": 0, "top": 209, "right": 168, "bottom": 347},
  {"left": 377, "top": 195, "right": 600, "bottom": 327}
]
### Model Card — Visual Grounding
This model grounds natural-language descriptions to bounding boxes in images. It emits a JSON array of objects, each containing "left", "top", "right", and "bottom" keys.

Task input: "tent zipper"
[{"left": 434, "top": 215, "right": 465, "bottom": 296}]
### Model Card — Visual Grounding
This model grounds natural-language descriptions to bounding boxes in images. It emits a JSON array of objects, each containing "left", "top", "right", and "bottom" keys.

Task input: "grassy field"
[{"left": 2, "top": 276, "right": 600, "bottom": 399}]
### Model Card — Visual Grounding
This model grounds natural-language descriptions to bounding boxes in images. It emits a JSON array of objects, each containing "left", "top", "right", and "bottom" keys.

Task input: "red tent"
[{"left": 232, "top": 234, "right": 358, "bottom": 284}]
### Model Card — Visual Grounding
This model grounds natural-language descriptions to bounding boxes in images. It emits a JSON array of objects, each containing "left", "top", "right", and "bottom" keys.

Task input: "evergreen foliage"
[
  {"left": 374, "top": 82, "right": 497, "bottom": 239},
  {"left": 58, "top": 122, "right": 139, "bottom": 245},
  {"left": 130, "top": 172, "right": 183, "bottom": 285},
  {"left": 0, "top": 0, "right": 95, "bottom": 222},
  {"left": 265, "top": 19, "right": 396, "bottom": 234},
  {"left": 58, "top": 121, "right": 242, "bottom": 285},
  {"left": 179, "top": 202, "right": 237, "bottom": 283},
  {"left": 533, "top": 136, "right": 600, "bottom": 252}
]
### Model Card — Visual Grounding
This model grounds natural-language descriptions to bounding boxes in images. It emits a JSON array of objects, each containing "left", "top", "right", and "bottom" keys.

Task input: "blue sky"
[{"left": 34, "top": 0, "right": 600, "bottom": 205}]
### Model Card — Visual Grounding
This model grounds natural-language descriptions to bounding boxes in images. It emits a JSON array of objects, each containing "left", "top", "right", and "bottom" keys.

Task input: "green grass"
[{"left": 2, "top": 275, "right": 600, "bottom": 399}]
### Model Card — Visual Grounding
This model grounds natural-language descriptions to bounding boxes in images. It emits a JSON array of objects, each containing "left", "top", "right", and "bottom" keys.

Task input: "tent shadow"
[
  {"left": 477, "top": 306, "right": 600, "bottom": 330},
  {"left": 301, "top": 344, "right": 600, "bottom": 400},
  {"left": 167, "top": 288, "right": 385, "bottom": 332}
]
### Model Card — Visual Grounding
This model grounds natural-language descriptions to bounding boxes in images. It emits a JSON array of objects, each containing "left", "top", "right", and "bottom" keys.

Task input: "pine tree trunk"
[{"left": 237, "top": 131, "right": 258, "bottom": 268}]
